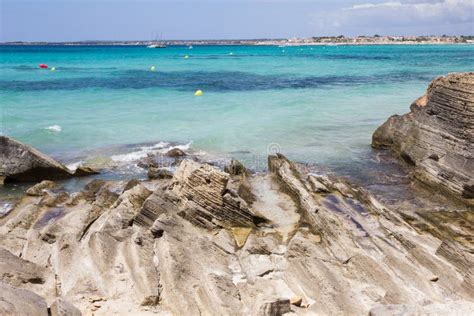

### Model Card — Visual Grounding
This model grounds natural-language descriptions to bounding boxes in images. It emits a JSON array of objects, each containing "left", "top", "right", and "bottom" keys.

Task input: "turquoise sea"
[{"left": 1, "top": 44, "right": 473, "bottom": 179}]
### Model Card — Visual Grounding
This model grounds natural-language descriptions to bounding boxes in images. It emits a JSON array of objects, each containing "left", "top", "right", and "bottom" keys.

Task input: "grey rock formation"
[
  {"left": 259, "top": 299, "right": 291, "bottom": 316},
  {"left": 165, "top": 148, "right": 186, "bottom": 158},
  {"left": 26, "top": 180, "right": 56, "bottom": 196},
  {"left": 49, "top": 298, "right": 82, "bottom": 316},
  {"left": 0, "top": 282, "right": 49, "bottom": 316},
  {"left": 0, "top": 136, "right": 98, "bottom": 183},
  {"left": 0, "top": 155, "right": 472, "bottom": 315},
  {"left": 224, "top": 159, "right": 247, "bottom": 176},
  {"left": 372, "top": 72, "right": 474, "bottom": 204},
  {"left": 148, "top": 166, "right": 174, "bottom": 180}
]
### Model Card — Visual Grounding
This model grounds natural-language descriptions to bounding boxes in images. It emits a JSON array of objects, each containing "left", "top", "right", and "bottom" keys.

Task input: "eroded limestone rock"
[
  {"left": 0, "top": 155, "right": 472, "bottom": 315},
  {"left": 0, "top": 136, "right": 98, "bottom": 183},
  {"left": 372, "top": 72, "right": 474, "bottom": 204}
]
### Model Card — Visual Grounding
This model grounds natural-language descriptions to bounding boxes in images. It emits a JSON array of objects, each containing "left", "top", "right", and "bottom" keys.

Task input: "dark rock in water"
[
  {"left": 0, "top": 136, "right": 73, "bottom": 182},
  {"left": 73, "top": 166, "right": 99, "bottom": 177},
  {"left": 26, "top": 180, "right": 56, "bottom": 196},
  {"left": 0, "top": 136, "right": 99, "bottom": 183},
  {"left": 148, "top": 167, "right": 173, "bottom": 180},
  {"left": 138, "top": 153, "right": 176, "bottom": 170},
  {"left": 224, "top": 159, "right": 247, "bottom": 176},
  {"left": 166, "top": 148, "right": 186, "bottom": 158},
  {"left": 372, "top": 72, "right": 474, "bottom": 205}
]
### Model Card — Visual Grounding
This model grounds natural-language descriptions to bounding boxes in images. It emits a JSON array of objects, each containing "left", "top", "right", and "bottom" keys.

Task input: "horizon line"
[{"left": 2, "top": 34, "right": 474, "bottom": 44}]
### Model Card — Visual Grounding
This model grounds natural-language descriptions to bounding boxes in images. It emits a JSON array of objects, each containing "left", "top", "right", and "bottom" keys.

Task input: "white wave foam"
[
  {"left": 110, "top": 141, "right": 171, "bottom": 163},
  {"left": 45, "top": 125, "right": 62, "bottom": 132},
  {"left": 161, "top": 142, "right": 192, "bottom": 153},
  {"left": 110, "top": 141, "right": 193, "bottom": 163},
  {"left": 66, "top": 161, "right": 83, "bottom": 171}
]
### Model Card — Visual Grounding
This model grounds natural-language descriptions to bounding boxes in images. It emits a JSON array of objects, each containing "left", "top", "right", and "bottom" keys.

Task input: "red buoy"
[{"left": 39, "top": 64, "right": 48, "bottom": 69}]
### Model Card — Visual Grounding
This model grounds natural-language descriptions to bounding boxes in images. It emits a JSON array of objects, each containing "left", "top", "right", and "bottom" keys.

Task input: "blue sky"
[{"left": 1, "top": 0, "right": 473, "bottom": 41}]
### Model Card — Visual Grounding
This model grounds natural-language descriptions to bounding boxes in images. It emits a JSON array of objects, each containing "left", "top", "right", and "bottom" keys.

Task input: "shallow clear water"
[{"left": 1, "top": 44, "right": 473, "bottom": 175}]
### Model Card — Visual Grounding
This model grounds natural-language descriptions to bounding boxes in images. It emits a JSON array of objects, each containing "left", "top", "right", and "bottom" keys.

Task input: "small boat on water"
[
  {"left": 147, "top": 43, "right": 166, "bottom": 49},
  {"left": 147, "top": 32, "right": 167, "bottom": 48}
]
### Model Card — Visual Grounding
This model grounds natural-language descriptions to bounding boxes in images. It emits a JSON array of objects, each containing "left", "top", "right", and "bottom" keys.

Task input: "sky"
[{"left": 0, "top": 0, "right": 473, "bottom": 41}]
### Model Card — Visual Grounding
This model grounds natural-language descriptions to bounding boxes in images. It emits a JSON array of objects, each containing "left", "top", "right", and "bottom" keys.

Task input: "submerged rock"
[
  {"left": 73, "top": 165, "right": 99, "bottom": 177},
  {"left": 372, "top": 72, "right": 474, "bottom": 205},
  {"left": 148, "top": 167, "right": 174, "bottom": 180},
  {"left": 26, "top": 180, "right": 56, "bottom": 196},
  {"left": 165, "top": 148, "right": 186, "bottom": 158},
  {"left": 0, "top": 136, "right": 98, "bottom": 183},
  {"left": 225, "top": 159, "right": 247, "bottom": 176}
]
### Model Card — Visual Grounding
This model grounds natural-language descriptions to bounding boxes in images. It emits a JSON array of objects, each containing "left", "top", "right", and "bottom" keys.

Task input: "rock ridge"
[
  {"left": 372, "top": 72, "right": 474, "bottom": 205},
  {"left": 0, "top": 151, "right": 472, "bottom": 315}
]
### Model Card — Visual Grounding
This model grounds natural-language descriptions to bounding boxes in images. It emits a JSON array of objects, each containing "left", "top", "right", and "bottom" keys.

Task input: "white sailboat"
[{"left": 147, "top": 33, "right": 167, "bottom": 48}]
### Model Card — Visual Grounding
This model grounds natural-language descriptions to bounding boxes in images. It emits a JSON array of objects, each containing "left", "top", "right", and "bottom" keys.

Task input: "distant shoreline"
[
  {"left": 2, "top": 42, "right": 473, "bottom": 47},
  {"left": 2, "top": 35, "right": 473, "bottom": 46}
]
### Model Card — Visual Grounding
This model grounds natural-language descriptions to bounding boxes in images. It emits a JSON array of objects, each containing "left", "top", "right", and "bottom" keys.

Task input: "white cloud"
[
  {"left": 348, "top": 2, "right": 404, "bottom": 10},
  {"left": 311, "top": 0, "right": 474, "bottom": 35}
]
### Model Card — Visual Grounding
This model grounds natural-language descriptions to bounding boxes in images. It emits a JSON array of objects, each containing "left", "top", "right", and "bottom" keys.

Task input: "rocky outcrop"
[
  {"left": 0, "top": 136, "right": 98, "bottom": 183},
  {"left": 0, "top": 155, "right": 472, "bottom": 315},
  {"left": 372, "top": 72, "right": 474, "bottom": 204},
  {"left": 0, "top": 282, "right": 49, "bottom": 315}
]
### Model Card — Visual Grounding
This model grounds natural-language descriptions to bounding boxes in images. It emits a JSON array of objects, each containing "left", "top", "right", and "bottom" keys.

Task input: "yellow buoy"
[
  {"left": 194, "top": 90, "right": 203, "bottom": 96},
  {"left": 51, "top": 67, "right": 56, "bottom": 71},
  {"left": 150, "top": 66, "right": 156, "bottom": 71},
  {"left": 184, "top": 55, "right": 189, "bottom": 59}
]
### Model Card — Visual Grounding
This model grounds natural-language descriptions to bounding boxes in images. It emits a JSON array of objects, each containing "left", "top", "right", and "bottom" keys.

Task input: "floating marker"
[
  {"left": 51, "top": 67, "right": 56, "bottom": 71},
  {"left": 184, "top": 55, "right": 189, "bottom": 59},
  {"left": 150, "top": 66, "right": 156, "bottom": 71},
  {"left": 194, "top": 90, "right": 203, "bottom": 96},
  {"left": 39, "top": 64, "right": 48, "bottom": 69},
  {"left": 229, "top": 52, "right": 233, "bottom": 55}
]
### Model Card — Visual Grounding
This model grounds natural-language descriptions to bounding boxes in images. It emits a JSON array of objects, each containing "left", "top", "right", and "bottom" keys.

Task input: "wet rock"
[
  {"left": 49, "top": 298, "right": 82, "bottom": 316},
  {"left": 0, "top": 136, "right": 99, "bottom": 183},
  {"left": 225, "top": 159, "right": 247, "bottom": 176},
  {"left": 73, "top": 165, "right": 99, "bottom": 177},
  {"left": 166, "top": 148, "right": 186, "bottom": 158},
  {"left": 148, "top": 167, "right": 173, "bottom": 179},
  {"left": 0, "top": 136, "right": 73, "bottom": 182},
  {"left": 372, "top": 72, "right": 474, "bottom": 205},
  {"left": 26, "top": 180, "right": 56, "bottom": 196}
]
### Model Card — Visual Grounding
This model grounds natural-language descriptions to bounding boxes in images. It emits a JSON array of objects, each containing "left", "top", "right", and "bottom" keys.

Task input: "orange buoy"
[{"left": 39, "top": 64, "right": 48, "bottom": 69}]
